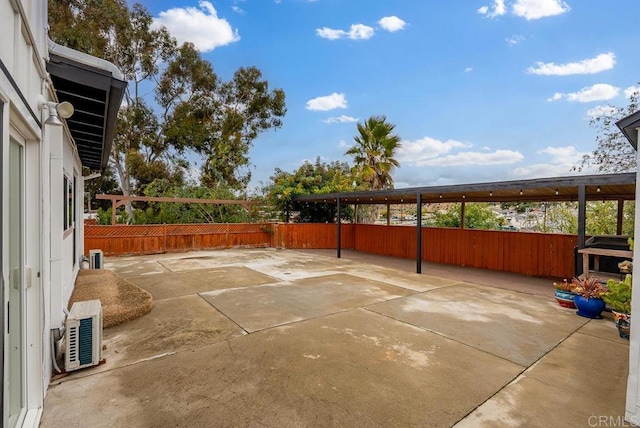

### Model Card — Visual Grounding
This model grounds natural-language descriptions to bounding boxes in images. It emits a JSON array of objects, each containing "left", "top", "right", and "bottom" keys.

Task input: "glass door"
[{"left": 7, "top": 137, "right": 25, "bottom": 427}]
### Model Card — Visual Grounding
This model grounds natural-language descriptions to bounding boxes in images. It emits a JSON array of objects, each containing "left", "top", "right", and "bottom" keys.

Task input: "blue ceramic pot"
[
  {"left": 554, "top": 289, "right": 576, "bottom": 308},
  {"left": 574, "top": 295, "right": 605, "bottom": 319}
]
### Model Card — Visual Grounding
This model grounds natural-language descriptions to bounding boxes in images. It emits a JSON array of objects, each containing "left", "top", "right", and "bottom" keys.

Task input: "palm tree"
[{"left": 345, "top": 115, "right": 401, "bottom": 190}]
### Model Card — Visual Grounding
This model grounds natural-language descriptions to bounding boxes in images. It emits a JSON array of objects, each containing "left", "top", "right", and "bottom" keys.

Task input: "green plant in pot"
[
  {"left": 603, "top": 274, "right": 632, "bottom": 339},
  {"left": 571, "top": 276, "right": 607, "bottom": 319},
  {"left": 553, "top": 279, "right": 576, "bottom": 308}
]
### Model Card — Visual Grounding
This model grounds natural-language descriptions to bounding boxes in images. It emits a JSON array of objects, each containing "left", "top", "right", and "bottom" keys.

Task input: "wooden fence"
[
  {"left": 273, "top": 223, "right": 355, "bottom": 250},
  {"left": 354, "top": 225, "right": 577, "bottom": 279},
  {"left": 84, "top": 223, "right": 273, "bottom": 256},
  {"left": 85, "top": 222, "right": 577, "bottom": 278}
]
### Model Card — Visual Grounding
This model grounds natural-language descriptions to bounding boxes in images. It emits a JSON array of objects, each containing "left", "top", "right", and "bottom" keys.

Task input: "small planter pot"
[
  {"left": 612, "top": 311, "right": 631, "bottom": 340},
  {"left": 574, "top": 296, "right": 605, "bottom": 319},
  {"left": 554, "top": 289, "right": 576, "bottom": 308}
]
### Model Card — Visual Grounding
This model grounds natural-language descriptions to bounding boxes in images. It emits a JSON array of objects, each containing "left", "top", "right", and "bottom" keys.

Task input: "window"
[{"left": 64, "top": 174, "right": 74, "bottom": 231}]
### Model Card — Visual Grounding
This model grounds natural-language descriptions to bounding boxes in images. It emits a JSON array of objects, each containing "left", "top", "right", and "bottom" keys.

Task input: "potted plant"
[
  {"left": 571, "top": 276, "right": 607, "bottom": 319},
  {"left": 603, "top": 274, "right": 632, "bottom": 339},
  {"left": 553, "top": 279, "right": 576, "bottom": 308}
]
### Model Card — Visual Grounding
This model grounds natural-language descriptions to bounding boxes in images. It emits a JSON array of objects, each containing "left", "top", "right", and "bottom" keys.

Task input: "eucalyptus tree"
[
  {"left": 577, "top": 88, "right": 638, "bottom": 173},
  {"left": 49, "top": 0, "right": 286, "bottom": 222},
  {"left": 346, "top": 116, "right": 401, "bottom": 190}
]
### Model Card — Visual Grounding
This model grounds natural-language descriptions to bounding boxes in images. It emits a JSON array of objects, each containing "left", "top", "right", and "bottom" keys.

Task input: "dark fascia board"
[
  {"left": 292, "top": 172, "right": 636, "bottom": 204},
  {"left": 102, "top": 78, "right": 127, "bottom": 168},
  {"left": 48, "top": 53, "right": 113, "bottom": 90},
  {"left": 47, "top": 53, "right": 126, "bottom": 171},
  {"left": 616, "top": 110, "right": 640, "bottom": 150}
]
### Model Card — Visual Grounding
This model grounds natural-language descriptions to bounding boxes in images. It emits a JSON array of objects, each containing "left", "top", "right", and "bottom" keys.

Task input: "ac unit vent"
[
  {"left": 65, "top": 299, "right": 103, "bottom": 371},
  {"left": 89, "top": 249, "right": 103, "bottom": 269}
]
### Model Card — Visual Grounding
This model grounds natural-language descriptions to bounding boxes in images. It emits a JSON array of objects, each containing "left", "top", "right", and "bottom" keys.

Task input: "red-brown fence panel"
[
  {"left": 274, "top": 223, "right": 354, "bottom": 249},
  {"left": 85, "top": 223, "right": 273, "bottom": 256},
  {"left": 352, "top": 225, "right": 577, "bottom": 279}
]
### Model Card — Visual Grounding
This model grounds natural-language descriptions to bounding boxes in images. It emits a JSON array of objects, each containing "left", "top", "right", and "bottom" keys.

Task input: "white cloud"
[
  {"left": 538, "top": 146, "right": 583, "bottom": 163},
  {"left": 464, "top": 67, "right": 473, "bottom": 73},
  {"left": 396, "top": 136, "right": 472, "bottom": 166},
  {"left": 338, "top": 140, "right": 351, "bottom": 149},
  {"left": 625, "top": 85, "right": 640, "bottom": 98},
  {"left": 379, "top": 16, "right": 407, "bottom": 32},
  {"left": 506, "top": 35, "right": 525, "bottom": 46},
  {"left": 548, "top": 83, "right": 620, "bottom": 103},
  {"left": 152, "top": 1, "right": 240, "bottom": 52},
  {"left": 306, "top": 93, "right": 348, "bottom": 111},
  {"left": 423, "top": 150, "right": 524, "bottom": 167},
  {"left": 316, "top": 24, "right": 375, "bottom": 40},
  {"left": 547, "top": 93, "right": 563, "bottom": 101},
  {"left": 397, "top": 135, "right": 523, "bottom": 172},
  {"left": 512, "top": 0, "right": 570, "bottom": 20},
  {"left": 316, "top": 27, "right": 345, "bottom": 40},
  {"left": 586, "top": 105, "right": 617, "bottom": 119},
  {"left": 323, "top": 115, "right": 358, "bottom": 124},
  {"left": 513, "top": 146, "right": 589, "bottom": 177},
  {"left": 477, "top": 0, "right": 506, "bottom": 18},
  {"left": 527, "top": 53, "right": 615, "bottom": 76},
  {"left": 512, "top": 163, "right": 575, "bottom": 177},
  {"left": 231, "top": 6, "right": 244, "bottom": 14}
]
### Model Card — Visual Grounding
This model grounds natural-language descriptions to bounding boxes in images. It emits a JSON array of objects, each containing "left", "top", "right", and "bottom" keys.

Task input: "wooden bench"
[{"left": 578, "top": 248, "right": 633, "bottom": 279}]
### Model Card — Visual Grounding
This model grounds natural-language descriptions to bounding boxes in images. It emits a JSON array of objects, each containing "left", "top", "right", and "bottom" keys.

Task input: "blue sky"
[{"left": 135, "top": 0, "right": 639, "bottom": 190}]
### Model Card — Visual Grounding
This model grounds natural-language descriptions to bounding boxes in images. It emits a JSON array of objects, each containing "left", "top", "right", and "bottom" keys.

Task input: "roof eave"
[
  {"left": 616, "top": 110, "right": 640, "bottom": 150},
  {"left": 46, "top": 40, "right": 127, "bottom": 171}
]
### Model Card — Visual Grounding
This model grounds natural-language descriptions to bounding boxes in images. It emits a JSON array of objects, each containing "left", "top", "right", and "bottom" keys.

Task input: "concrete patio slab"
[
  {"left": 242, "top": 257, "right": 348, "bottom": 281},
  {"left": 307, "top": 249, "right": 557, "bottom": 297},
  {"left": 107, "top": 258, "right": 172, "bottom": 277},
  {"left": 576, "top": 313, "right": 630, "bottom": 343},
  {"left": 455, "top": 328, "right": 628, "bottom": 427},
  {"left": 157, "top": 248, "right": 281, "bottom": 272},
  {"left": 40, "top": 249, "right": 630, "bottom": 427},
  {"left": 41, "top": 309, "right": 523, "bottom": 428},
  {"left": 200, "top": 273, "right": 414, "bottom": 332},
  {"left": 367, "top": 283, "right": 589, "bottom": 366},
  {"left": 124, "top": 266, "right": 278, "bottom": 300},
  {"left": 346, "top": 264, "right": 463, "bottom": 292},
  {"left": 54, "top": 294, "right": 246, "bottom": 380}
]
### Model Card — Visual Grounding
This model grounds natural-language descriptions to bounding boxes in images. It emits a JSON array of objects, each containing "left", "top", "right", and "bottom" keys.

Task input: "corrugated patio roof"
[{"left": 292, "top": 172, "right": 636, "bottom": 205}]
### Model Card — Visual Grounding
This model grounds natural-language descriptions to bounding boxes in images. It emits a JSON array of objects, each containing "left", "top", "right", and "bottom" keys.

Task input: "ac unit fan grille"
[{"left": 79, "top": 318, "right": 94, "bottom": 366}]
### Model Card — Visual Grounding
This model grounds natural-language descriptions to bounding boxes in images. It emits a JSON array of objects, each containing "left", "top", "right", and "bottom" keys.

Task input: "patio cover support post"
[
  {"left": 618, "top": 200, "right": 625, "bottom": 235},
  {"left": 111, "top": 199, "right": 117, "bottom": 225},
  {"left": 387, "top": 203, "right": 390, "bottom": 226},
  {"left": 460, "top": 201, "right": 466, "bottom": 229},
  {"left": 336, "top": 197, "right": 341, "bottom": 258},
  {"left": 578, "top": 184, "right": 586, "bottom": 251},
  {"left": 416, "top": 193, "right": 422, "bottom": 274}
]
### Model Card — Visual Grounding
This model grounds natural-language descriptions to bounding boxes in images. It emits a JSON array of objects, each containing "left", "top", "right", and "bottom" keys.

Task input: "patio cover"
[
  {"left": 46, "top": 41, "right": 127, "bottom": 171},
  {"left": 292, "top": 173, "right": 636, "bottom": 205},
  {"left": 292, "top": 172, "right": 636, "bottom": 274}
]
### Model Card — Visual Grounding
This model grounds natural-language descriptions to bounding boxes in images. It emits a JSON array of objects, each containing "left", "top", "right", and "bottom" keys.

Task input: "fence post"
[
  {"left": 226, "top": 223, "right": 230, "bottom": 248},
  {"left": 164, "top": 224, "right": 167, "bottom": 253}
]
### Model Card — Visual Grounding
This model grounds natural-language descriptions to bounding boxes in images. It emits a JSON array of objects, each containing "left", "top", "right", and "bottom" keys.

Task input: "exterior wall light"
[{"left": 41, "top": 101, "right": 74, "bottom": 126}]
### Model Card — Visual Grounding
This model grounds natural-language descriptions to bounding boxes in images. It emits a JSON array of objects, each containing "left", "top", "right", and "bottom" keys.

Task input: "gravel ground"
[{"left": 70, "top": 269, "right": 153, "bottom": 328}]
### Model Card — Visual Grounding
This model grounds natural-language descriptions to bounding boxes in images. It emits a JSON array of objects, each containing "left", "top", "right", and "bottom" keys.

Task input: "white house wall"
[{"left": 0, "top": 0, "right": 80, "bottom": 426}]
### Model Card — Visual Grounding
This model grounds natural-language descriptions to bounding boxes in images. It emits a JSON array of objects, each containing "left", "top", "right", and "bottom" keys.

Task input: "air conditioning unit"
[
  {"left": 65, "top": 299, "right": 103, "bottom": 372},
  {"left": 89, "top": 249, "right": 103, "bottom": 269}
]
